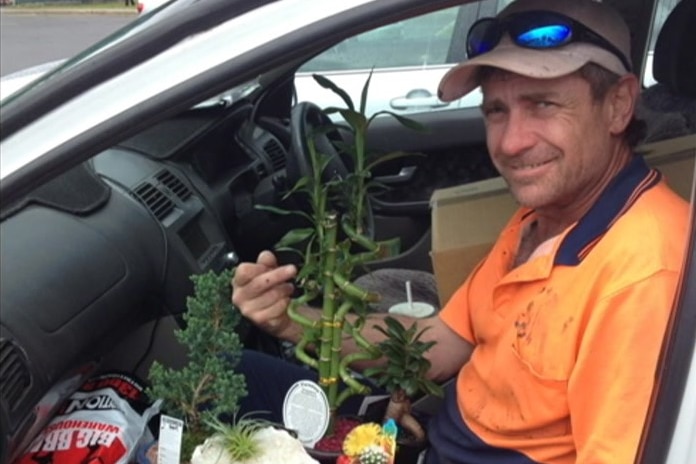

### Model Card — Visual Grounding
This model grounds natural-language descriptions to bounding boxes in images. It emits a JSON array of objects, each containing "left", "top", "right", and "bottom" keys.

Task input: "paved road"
[{"left": 0, "top": 11, "right": 136, "bottom": 76}]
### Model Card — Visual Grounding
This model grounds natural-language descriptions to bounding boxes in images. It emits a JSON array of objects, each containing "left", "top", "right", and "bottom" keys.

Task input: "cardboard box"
[
  {"left": 640, "top": 134, "right": 696, "bottom": 201},
  {"left": 429, "top": 134, "right": 695, "bottom": 307},
  {"left": 430, "top": 176, "right": 518, "bottom": 305}
]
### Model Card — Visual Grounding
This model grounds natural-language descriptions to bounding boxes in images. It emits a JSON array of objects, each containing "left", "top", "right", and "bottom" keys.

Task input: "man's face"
[{"left": 480, "top": 71, "right": 625, "bottom": 215}]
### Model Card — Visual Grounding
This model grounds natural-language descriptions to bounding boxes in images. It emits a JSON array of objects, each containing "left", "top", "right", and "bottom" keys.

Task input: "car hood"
[{"left": 0, "top": 60, "right": 66, "bottom": 102}]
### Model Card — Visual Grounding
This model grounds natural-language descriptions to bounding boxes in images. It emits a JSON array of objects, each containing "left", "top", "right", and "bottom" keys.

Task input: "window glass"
[
  {"left": 643, "top": 0, "right": 681, "bottom": 87},
  {"left": 295, "top": 1, "right": 514, "bottom": 118},
  {"left": 299, "top": 8, "right": 459, "bottom": 73}
]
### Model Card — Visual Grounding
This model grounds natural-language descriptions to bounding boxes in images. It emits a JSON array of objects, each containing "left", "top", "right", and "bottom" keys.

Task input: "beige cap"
[{"left": 438, "top": 0, "right": 631, "bottom": 102}]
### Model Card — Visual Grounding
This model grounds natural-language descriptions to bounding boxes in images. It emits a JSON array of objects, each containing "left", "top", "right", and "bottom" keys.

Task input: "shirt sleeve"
[
  {"left": 438, "top": 260, "right": 485, "bottom": 345},
  {"left": 569, "top": 269, "right": 680, "bottom": 463}
]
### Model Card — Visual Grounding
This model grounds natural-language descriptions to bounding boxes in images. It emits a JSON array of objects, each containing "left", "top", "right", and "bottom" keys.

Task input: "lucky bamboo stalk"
[{"left": 268, "top": 72, "right": 425, "bottom": 440}]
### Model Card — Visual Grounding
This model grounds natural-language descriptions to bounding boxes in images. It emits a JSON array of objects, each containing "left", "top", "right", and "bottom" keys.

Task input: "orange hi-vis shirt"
[{"left": 430, "top": 156, "right": 690, "bottom": 464}]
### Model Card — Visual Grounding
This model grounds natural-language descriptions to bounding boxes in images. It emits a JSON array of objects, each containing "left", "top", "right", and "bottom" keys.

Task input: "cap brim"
[{"left": 438, "top": 41, "right": 627, "bottom": 102}]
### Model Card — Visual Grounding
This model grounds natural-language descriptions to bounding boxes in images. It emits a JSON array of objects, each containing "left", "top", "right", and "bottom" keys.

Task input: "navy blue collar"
[{"left": 555, "top": 156, "right": 661, "bottom": 266}]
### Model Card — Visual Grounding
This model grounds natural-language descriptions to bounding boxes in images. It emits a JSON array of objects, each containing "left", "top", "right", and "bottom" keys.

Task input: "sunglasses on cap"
[{"left": 466, "top": 10, "right": 632, "bottom": 72}]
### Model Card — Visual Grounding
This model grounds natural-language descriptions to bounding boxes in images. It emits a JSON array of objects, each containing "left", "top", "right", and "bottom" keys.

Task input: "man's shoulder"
[
  {"left": 602, "top": 180, "right": 689, "bottom": 270},
  {"left": 634, "top": 179, "right": 690, "bottom": 227}
]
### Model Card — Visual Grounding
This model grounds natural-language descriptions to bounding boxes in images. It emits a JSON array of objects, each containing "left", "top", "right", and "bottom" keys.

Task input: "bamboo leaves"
[{"left": 262, "top": 70, "right": 428, "bottom": 437}]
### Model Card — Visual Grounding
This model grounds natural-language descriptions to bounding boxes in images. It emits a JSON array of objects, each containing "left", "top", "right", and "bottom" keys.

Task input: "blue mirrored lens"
[
  {"left": 467, "top": 19, "right": 500, "bottom": 57},
  {"left": 471, "top": 39, "right": 495, "bottom": 55},
  {"left": 517, "top": 25, "right": 571, "bottom": 48}
]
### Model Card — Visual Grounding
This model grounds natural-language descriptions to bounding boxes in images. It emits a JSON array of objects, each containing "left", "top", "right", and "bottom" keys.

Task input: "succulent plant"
[
  {"left": 358, "top": 445, "right": 390, "bottom": 464},
  {"left": 204, "top": 414, "right": 271, "bottom": 461},
  {"left": 363, "top": 316, "right": 443, "bottom": 443}
]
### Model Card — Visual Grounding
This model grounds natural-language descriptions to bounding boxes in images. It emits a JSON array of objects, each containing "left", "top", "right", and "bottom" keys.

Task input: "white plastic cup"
[{"left": 388, "top": 301, "right": 436, "bottom": 318}]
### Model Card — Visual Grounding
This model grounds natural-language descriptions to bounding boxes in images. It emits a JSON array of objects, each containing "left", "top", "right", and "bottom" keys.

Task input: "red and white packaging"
[{"left": 15, "top": 372, "right": 161, "bottom": 464}]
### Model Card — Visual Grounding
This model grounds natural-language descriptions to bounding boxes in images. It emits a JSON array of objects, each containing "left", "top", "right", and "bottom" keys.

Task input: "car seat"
[
  {"left": 639, "top": 0, "right": 696, "bottom": 202},
  {"left": 637, "top": 0, "right": 696, "bottom": 142}
]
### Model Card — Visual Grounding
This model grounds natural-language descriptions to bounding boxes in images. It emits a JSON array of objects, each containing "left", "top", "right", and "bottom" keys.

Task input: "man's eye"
[
  {"left": 535, "top": 100, "right": 555, "bottom": 108},
  {"left": 482, "top": 105, "right": 504, "bottom": 117}
]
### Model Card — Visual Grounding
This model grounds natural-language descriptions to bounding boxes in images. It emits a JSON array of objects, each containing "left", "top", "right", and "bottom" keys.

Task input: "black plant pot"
[
  {"left": 306, "top": 447, "right": 342, "bottom": 464},
  {"left": 395, "top": 438, "right": 428, "bottom": 464}
]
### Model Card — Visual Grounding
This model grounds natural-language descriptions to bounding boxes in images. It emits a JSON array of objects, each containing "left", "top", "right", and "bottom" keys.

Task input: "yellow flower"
[{"left": 342, "top": 422, "right": 383, "bottom": 457}]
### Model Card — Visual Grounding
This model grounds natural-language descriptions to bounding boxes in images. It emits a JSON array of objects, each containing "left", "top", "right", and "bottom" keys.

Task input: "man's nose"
[{"left": 497, "top": 110, "right": 535, "bottom": 156}]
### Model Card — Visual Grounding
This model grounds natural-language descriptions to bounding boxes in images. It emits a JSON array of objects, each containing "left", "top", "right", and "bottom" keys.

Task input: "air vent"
[
  {"left": 134, "top": 182, "right": 175, "bottom": 220},
  {"left": 263, "top": 139, "right": 286, "bottom": 171},
  {"left": 156, "top": 170, "right": 192, "bottom": 202},
  {"left": 0, "top": 339, "right": 31, "bottom": 409}
]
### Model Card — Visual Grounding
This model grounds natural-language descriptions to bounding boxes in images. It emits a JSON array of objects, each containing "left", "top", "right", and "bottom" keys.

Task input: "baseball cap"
[{"left": 438, "top": 0, "right": 632, "bottom": 102}]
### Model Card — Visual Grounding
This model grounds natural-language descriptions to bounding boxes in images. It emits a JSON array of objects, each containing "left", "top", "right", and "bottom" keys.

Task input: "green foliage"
[
  {"left": 205, "top": 414, "right": 274, "bottom": 461},
  {"left": 260, "top": 74, "right": 399, "bottom": 429},
  {"left": 266, "top": 72, "right": 428, "bottom": 436},
  {"left": 146, "top": 268, "right": 247, "bottom": 454},
  {"left": 363, "top": 317, "right": 443, "bottom": 398}
]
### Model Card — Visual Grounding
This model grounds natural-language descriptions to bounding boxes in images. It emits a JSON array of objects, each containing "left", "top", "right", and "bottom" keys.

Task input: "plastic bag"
[{"left": 15, "top": 372, "right": 161, "bottom": 464}]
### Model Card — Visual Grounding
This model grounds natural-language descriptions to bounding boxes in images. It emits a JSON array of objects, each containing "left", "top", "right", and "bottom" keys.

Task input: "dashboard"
[{"left": 0, "top": 98, "right": 296, "bottom": 459}]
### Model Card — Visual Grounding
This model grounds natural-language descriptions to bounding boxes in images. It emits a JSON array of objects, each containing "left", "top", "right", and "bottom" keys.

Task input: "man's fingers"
[
  {"left": 233, "top": 250, "right": 289, "bottom": 288},
  {"left": 257, "top": 250, "right": 278, "bottom": 268},
  {"left": 232, "top": 251, "right": 277, "bottom": 287},
  {"left": 234, "top": 260, "right": 293, "bottom": 287},
  {"left": 230, "top": 249, "right": 296, "bottom": 333},
  {"left": 233, "top": 262, "right": 265, "bottom": 287},
  {"left": 236, "top": 282, "right": 294, "bottom": 314},
  {"left": 252, "top": 298, "right": 293, "bottom": 331}
]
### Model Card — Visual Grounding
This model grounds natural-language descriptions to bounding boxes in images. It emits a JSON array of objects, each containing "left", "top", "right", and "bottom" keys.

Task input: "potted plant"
[
  {"left": 362, "top": 316, "right": 443, "bottom": 461},
  {"left": 142, "top": 270, "right": 321, "bottom": 463},
  {"left": 190, "top": 415, "right": 318, "bottom": 464},
  {"left": 144, "top": 268, "right": 248, "bottom": 461},
  {"left": 331, "top": 316, "right": 442, "bottom": 464},
  {"left": 266, "top": 73, "right": 426, "bottom": 458}
]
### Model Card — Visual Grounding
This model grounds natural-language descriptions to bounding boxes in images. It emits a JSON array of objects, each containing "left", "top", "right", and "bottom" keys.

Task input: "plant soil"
[{"left": 312, "top": 417, "right": 361, "bottom": 452}]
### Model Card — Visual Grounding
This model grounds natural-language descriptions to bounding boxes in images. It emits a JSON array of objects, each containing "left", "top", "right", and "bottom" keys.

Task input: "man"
[{"left": 232, "top": 0, "right": 690, "bottom": 462}]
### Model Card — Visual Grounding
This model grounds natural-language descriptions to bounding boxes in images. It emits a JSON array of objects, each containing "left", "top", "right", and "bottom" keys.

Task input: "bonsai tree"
[
  {"left": 146, "top": 268, "right": 248, "bottom": 459},
  {"left": 363, "top": 316, "right": 443, "bottom": 444},
  {"left": 267, "top": 72, "right": 425, "bottom": 446}
]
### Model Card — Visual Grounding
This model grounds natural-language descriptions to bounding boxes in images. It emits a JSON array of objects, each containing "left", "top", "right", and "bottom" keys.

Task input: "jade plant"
[
  {"left": 363, "top": 316, "right": 443, "bottom": 443},
  {"left": 265, "top": 72, "right": 426, "bottom": 442},
  {"left": 146, "top": 268, "right": 248, "bottom": 459}
]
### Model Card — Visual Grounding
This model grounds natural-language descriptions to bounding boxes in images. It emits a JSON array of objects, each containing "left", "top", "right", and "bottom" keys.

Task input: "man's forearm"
[{"left": 277, "top": 304, "right": 429, "bottom": 370}]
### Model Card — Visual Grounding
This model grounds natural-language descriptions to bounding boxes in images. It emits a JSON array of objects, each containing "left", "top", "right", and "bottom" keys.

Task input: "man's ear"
[{"left": 607, "top": 74, "right": 640, "bottom": 135}]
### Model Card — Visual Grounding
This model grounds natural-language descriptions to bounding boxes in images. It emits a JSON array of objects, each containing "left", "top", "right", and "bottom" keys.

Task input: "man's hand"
[{"left": 231, "top": 250, "right": 297, "bottom": 338}]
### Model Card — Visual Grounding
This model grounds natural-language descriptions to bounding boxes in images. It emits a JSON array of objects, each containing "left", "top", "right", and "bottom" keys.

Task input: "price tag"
[
  {"left": 282, "top": 380, "right": 330, "bottom": 448},
  {"left": 158, "top": 414, "right": 184, "bottom": 464}
]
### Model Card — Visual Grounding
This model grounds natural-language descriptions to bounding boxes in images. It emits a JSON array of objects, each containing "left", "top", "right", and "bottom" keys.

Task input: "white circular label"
[{"left": 282, "top": 380, "right": 330, "bottom": 448}]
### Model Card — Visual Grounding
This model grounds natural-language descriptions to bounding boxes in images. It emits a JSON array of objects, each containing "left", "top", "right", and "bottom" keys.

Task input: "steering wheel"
[
  {"left": 287, "top": 102, "right": 374, "bottom": 239},
  {"left": 288, "top": 102, "right": 349, "bottom": 186}
]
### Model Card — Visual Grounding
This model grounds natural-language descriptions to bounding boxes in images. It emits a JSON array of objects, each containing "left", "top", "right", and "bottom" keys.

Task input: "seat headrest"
[{"left": 653, "top": 0, "right": 696, "bottom": 97}]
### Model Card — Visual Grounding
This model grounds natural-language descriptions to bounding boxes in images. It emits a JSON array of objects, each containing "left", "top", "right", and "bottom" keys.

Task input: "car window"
[
  {"left": 643, "top": 0, "right": 681, "bottom": 87},
  {"left": 295, "top": 0, "right": 514, "bottom": 118},
  {"left": 298, "top": 8, "right": 459, "bottom": 73}
]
